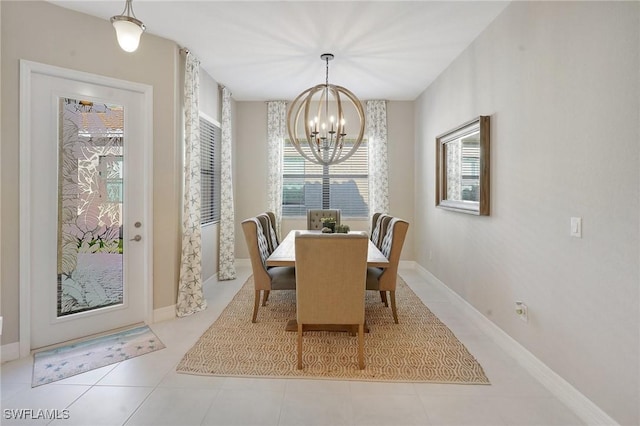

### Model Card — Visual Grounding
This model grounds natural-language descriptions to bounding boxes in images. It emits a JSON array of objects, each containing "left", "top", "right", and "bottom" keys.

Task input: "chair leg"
[
  {"left": 380, "top": 291, "right": 388, "bottom": 307},
  {"left": 252, "top": 290, "right": 260, "bottom": 323},
  {"left": 262, "top": 290, "right": 270, "bottom": 306},
  {"left": 390, "top": 291, "right": 399, "bottom": 324},
  {"left": 358, "top": 323, "right": 364, "bottom": 369},
  {"left": 297, "top": 323, "right": 303, "bottom": 370}
]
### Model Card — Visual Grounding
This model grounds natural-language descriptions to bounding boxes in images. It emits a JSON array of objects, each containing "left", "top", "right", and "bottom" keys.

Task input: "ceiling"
[{"left": 49, "top": 1, "right": 510, "bottom": 101}]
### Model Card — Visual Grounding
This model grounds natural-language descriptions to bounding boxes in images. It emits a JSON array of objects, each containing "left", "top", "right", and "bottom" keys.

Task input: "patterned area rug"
[
  {"left": 32, "top": 325, "right": 165, "bottom": 387},
  {"left": 177, "top": 276, "right": 490, "bottom": 384}
]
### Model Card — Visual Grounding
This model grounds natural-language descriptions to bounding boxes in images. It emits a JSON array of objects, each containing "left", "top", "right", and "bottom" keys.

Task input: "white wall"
[
  {"left": 414, "top": 2, "right": 639, "bottom": 424},
  {"left": 234, "top": 101, "right": 415, "bottom": 260}
]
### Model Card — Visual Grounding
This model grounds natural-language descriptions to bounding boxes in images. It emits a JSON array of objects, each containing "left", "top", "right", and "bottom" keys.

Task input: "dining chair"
[
  {"left": 306, "top": 209, "right": 341, "bottom": 230},
  {"left": 366, "top": 217, "right": 409, "bottom": 324},
  {"left": 241, "top": 217, "right": 296, "bottom": 323},
  {"left": 294, "top": 232, "right": 368, "bottom": 369}
]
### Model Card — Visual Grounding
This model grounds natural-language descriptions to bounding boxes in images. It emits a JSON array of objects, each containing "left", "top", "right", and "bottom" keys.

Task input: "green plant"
[
  {"left": 335, "top": 224, "right": 350, "bottom": 233},
  {"left": 321, "top": 217, "right": 336, "bottom": 224}
]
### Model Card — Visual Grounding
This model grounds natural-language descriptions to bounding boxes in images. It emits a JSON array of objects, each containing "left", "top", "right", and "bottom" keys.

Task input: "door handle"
[{"left": 130, "top": 235, "right": 142, "bottom": 242}]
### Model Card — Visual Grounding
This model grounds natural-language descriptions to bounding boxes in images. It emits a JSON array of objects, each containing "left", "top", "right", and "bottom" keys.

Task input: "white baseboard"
[
  {"left": 1, "top": 342, "right": 20, "bottom": 363},
  {"left": 153, "top": 304, "right": 176, "bottom": 323},
  {"left": 412, "top": 263, "right": 617, "bottom": 426}
]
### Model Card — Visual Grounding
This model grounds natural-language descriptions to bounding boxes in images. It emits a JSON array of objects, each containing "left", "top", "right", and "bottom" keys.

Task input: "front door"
[{"left": 20, "top": 61, "right": 153, "bottom": 351}]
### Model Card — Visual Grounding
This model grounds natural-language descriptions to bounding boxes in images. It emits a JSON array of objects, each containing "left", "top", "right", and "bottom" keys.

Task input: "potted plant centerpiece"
[
  {"left": 321, "top": 217, "right": 337, "bottom": 233},
  {"left": 335, "top": 224, "right": 350, "bottom": 234}
]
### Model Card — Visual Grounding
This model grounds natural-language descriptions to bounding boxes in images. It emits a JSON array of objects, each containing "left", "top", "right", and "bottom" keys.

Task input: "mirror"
[{"left": 436, "top": 116, "right": 490, "bottom": 215}]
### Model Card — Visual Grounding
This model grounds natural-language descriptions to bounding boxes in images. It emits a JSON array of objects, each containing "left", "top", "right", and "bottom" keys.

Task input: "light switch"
[{"left": 570, "top": 217, "right": 582, "bottom": 238}]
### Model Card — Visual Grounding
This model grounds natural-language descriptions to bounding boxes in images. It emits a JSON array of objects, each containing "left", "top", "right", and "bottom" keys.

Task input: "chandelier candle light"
[
  {"left": 110, "top": 0, "right": 146, "bottom": 53},
  {"left": 287, "top": 54, "right": 365, "bottom": 166}
]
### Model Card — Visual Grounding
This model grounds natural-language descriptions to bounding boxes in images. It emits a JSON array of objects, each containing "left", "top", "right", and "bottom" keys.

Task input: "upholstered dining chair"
[
  {"left": 295, "top": 232, "right": 368, "bottom": 370},
  {"left": 366, "top": 217, "right": 409, "bottom": 324},
  {"left": 306, "top": 209, "right": 341, "bottom": 230},
  {"left": 241, "top": 217, "right": 296, "bottom": 323}
]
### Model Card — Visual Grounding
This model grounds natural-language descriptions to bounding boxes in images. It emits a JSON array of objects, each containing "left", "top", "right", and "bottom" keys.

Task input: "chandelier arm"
[
  {"left": 338, "top": 85, "right": 366, "bottom": 142},
  {"left": 287, "top": 87, "right": 317, "bottom": 163},
  {"left": 327, "top": 86, "right": 343, "bottom": 164},
  {"left": 304, "top": 87, "right": 326, "bottom": 164}
]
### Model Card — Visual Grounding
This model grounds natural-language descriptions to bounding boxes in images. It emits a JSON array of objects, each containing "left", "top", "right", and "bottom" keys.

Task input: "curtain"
[
  {"left": 218, "top": 86, "right": 236, "bottom": 280},
  {"left": 176, "top": 52, "right": 207, "bottom": 317},
  {"left": 266, "top": 101, "right": 287, "bottom": 237},
  {"left": 366, "top": 100, "right": 390, "bottom": 216}
]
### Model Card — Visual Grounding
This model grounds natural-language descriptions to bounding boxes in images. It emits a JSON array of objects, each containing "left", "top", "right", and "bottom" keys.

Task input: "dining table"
[
  {"left": 266, "top": 230, "right": 389, "bottom": 332},
  {"left": 266, "top": 230, "right": 389, "bottom": 268}
]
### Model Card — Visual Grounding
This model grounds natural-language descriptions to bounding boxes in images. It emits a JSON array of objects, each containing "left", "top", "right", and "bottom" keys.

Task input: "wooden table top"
[{"left": 266, "top": 230, "right": 389, "bottom": 268}]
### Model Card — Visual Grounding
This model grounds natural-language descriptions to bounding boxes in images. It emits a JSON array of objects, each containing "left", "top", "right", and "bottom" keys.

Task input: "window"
[
  {"left": 200, "top": 115, "right": 221, "bottom": 225},
  {"left": 282, "top": 139, "right": 368, "bottom": 218}
]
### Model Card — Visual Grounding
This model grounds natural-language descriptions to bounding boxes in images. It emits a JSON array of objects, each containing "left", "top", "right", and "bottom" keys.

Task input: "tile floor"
[{"left": 1, "top": 264, "right": 585, "bottom": 425}]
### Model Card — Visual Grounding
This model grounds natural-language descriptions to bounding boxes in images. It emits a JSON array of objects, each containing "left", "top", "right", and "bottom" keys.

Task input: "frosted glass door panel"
[{"left": 58, "top": 98, "right": 125, "bottom": 317}]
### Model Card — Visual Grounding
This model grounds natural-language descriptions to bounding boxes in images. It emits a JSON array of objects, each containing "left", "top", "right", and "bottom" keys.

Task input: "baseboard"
[
  {"left": 153, "top": 304, "right": 176, "bottom": 323},
  {"left": 1, "top": 342, "right": 20, "bottom": 363},
  {"left": 412, "top": 263, "right": 618, "bottom": 426}
]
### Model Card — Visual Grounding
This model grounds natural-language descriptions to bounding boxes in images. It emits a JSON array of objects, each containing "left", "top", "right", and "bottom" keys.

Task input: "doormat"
[{"left": 32, "top": 325, "right": 165, "bottom": 387}]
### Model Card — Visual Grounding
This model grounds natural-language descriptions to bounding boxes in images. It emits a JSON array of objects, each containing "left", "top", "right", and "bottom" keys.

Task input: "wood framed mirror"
[{"left": 435, "top": 116, "right": 490, "bottom": 215}]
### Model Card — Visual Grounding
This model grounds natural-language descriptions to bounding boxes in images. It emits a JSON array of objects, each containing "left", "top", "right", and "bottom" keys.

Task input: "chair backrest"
[
  {"left": 295, "top": 232, "right": 368, "bottom": 325},
  {"left": 371, "top": 214, "right": 392, "bottom": 249},
  {"left": 256, "top": 213, "right": 279, "bottom": 252},
  {"left": 307, "top": 209, "right": 341, "bottom": 230},
  {"left": 370, "top": 212, "right": 382, "bottom": 236},
  {"left": 378, "top": 218, "right": 410, "bottom": 291},
  {"left": 265, "top": 211, "right": 279, "bottom": 243},
  {"left": 241, "top": 217, "right": 272, "bottom": 290}
]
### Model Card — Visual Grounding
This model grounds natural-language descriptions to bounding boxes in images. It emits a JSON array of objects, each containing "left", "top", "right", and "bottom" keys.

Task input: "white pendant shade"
[
  {"left": 112, "top": 19, "right": 144, "bottom": 52},
  {"left": 110, "top": 0, "right": 145, "bottom": 53}
]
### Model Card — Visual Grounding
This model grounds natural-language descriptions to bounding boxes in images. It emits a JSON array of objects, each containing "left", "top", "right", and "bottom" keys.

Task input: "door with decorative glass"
[{"left": 20, "top": 61, "right": 152, "bottom": 351}]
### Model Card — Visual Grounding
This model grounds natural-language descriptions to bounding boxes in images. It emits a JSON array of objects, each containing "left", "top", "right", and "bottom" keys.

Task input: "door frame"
[{"left": 19, "top": 60, "right": 154, "bottom": 357}]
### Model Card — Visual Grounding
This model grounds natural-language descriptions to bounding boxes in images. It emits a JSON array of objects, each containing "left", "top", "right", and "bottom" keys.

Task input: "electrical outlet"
[{"left": 515, "top": 301, "right": 528, "bottom": 323}]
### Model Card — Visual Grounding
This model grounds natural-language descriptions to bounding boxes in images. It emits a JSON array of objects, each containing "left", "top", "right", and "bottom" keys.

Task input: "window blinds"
[
  {"left": 200, "top": 116, "right": 221, "bottom": 224},
  {"left": 282, "top": 139, "right": 369, "bottom": 218}
]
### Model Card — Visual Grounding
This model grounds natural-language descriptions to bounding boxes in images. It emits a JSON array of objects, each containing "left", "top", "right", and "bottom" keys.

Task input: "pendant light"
[
  {"left": 287, "top": 54, "right": 365, "bottom": 166},
  {"left": 110, "top": 0, "right": 146, "bottom": 53}
]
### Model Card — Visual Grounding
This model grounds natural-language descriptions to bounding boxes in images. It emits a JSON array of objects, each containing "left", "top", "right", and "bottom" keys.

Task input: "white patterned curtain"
[
  {"left": 176, "top": 52, "right": 207, "bottom": 317},
  {"left": 366, "top": 100, "right": 390, "bottom": 216},
  {"left": 266, "top": 101, "right": 287, "bottom": 237},
  {"left": 218, "top": 87, "right": 236, "bottom": 280}
]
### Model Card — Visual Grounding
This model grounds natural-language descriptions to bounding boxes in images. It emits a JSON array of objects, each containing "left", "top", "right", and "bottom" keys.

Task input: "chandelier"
[
  {"left": 287, "top": 53, "right": 365, "bottom": 166},
  {"left": 110, "top": 0, "right": 146, "bottom": 53}
]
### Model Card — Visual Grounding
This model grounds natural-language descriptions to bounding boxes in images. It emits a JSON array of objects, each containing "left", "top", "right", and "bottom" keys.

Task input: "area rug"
[
  {"left": 32, "top": 325, "right": 165, "bottom": 387},
  {"left": 176, "top": 276, "right": 490, "bottom": 384}
]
